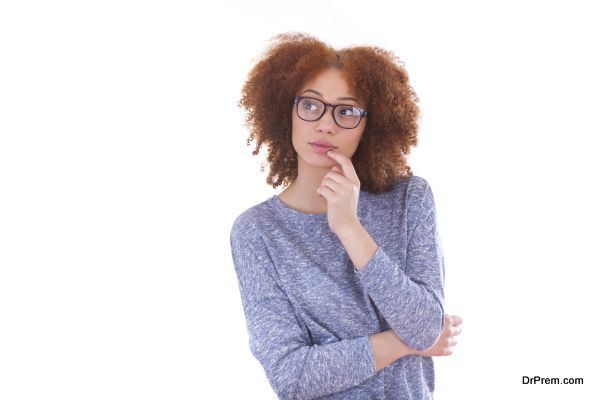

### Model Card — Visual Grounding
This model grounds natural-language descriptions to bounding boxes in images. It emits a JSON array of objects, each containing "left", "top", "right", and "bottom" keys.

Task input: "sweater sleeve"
[
  {"left": 354, "top": 181, "right": 446, "bottom": 352},
  {"left": 230, "top": 227, "right": 377, "bottom": 400}
]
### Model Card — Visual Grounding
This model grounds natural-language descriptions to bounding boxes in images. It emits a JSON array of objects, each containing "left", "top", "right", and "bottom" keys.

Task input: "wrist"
[
  {"left": 388, "top": 330, "right": 416, "bottom": 358},
  {"left": 334, "top": 218, "right": 362, "bottom": 239}
]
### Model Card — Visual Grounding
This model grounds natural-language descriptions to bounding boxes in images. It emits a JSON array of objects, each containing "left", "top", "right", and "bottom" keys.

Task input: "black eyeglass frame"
[{"left": 292, "top": 95, "right": 368, "bottom": 129}]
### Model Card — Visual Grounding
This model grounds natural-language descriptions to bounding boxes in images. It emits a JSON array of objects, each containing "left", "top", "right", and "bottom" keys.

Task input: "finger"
[
  {"left": 332, "top": 166, "right": 346, "bottom": 178},
  {"left": 444, "top": 314, "right": 453, "bottom": 328},
  {"left": 320, "top": 178, "right": 343, "bottom": 193},
  {"left": 317, "top": 185, "right": 332, "bottom": 200},
  {"left": 323, "top": 170, "right": 347, "bottom": 185},
  {"left": 326, "top": 149, "right": 359, "bottom": 182}
]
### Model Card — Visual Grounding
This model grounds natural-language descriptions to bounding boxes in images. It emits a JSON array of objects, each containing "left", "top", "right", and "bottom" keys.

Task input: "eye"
[
  {"left": 339, "top": 106, "right": 360, "bottom": 117},
  {"left": 302, "top": 100, "right": 317, "bottom": 110},
  {"left": 300, "top": 98, "right": 322, "bottom": 112}
]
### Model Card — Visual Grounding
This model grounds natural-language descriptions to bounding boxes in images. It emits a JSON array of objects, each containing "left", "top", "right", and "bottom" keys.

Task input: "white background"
[{"left": 1, "top": 0, "right": 599, "bottom": 399}]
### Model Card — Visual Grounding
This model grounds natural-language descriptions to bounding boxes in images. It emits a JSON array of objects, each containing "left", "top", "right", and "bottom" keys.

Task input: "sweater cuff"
[
  {"left": 356, "top": 334, "right": 377, "bottom": 378},
  {"left": 354, "top": 245, "right": 385, "bottom": 275},
  {"left": 354, "top": 245, "right": 402, "bottom": 286}
]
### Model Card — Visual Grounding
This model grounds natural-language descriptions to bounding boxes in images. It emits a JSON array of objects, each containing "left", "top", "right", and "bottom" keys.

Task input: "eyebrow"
[{"left": 301, "top": 89, "right": 358, "bottom": 103}]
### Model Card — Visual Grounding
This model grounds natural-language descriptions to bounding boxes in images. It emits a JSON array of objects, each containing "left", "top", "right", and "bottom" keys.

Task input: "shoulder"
[
  {"left": 390, "top": 175, "right": 437, "bottom": 217},
  {"left": 408, "top": 175, "right": 434, "bottom": 202},
  {"left": 389, "top": 174, "right": 433, "bottom": 202},
  {"left": 403, "top": 176, "right": 441, "bottom": 235},
  {"left": 393, "top": 174, "right": 429, "bottom": 191},
  {"left": 229, "top": 197, "right": 272, "bottom": 249}
]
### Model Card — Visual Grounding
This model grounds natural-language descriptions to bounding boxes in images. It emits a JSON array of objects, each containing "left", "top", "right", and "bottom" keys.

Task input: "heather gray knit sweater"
[{"left": 229, "top": 175, "right": 446, "bottom": 400}]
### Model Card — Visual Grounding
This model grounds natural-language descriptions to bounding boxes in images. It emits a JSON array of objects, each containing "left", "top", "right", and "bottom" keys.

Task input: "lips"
[{"left": 310, "top": 140, "right": 336, "bottom": 148}]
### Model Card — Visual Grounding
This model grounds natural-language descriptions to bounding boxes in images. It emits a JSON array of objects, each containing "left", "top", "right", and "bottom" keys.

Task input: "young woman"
[{"left": 230, "top": 32, "right": 462, "bottom": 400}]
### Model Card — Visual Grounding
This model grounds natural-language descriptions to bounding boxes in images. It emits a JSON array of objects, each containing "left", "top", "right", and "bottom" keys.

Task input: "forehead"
[{"left": 299, "top": 68, "right": 357, "bottom": 100}]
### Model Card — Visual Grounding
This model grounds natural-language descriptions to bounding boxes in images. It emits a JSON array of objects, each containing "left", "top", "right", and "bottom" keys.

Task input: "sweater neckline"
[{"left": 271, "top": 194, "right": 329, "bottom": 220}]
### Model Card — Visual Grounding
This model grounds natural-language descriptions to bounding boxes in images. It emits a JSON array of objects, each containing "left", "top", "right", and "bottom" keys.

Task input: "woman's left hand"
[
  {"left": 316, "top": 149, "right": 361, "bottom": 236},
  {"left": 413, "top": 314, "right": 462, "bottom": 357}
]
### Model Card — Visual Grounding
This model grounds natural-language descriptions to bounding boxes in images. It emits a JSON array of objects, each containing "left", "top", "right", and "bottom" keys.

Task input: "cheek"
[{"left": 291, "top": 118, "right": 310, "bottom": 139}]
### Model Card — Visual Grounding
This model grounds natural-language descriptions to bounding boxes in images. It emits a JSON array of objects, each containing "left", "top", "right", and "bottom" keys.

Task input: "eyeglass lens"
[{"left": 297, "top": 97, "right": 362, "bottom": 129}]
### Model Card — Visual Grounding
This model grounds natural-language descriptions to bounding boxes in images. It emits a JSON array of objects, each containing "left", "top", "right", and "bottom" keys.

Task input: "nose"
[{"left": 315, "top": 107, "right": 336, "bottom": 134}]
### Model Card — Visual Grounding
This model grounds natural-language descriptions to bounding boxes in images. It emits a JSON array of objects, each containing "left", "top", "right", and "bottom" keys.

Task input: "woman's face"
[{"left": 291, "top": 68, "right": 367, "bottom": 169}]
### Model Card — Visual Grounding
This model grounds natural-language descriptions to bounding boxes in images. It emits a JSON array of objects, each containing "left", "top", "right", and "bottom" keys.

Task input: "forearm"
[
  {"left": 335, "top": 219, "right": 377, "bottom": 272},
  {"left": 369, "top": 330, "right": 415, "bottom": 372},
  {"left": 337, "top": 221, "right": 445, "bottom": 351},
  {"left": 336, "top": 224, "right": 417, "bottom": 367}
]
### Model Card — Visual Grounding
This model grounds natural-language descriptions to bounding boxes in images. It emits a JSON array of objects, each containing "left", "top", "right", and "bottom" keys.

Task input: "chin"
[{"left": 298, "top": 151, "right": 335, "bottom": 168}]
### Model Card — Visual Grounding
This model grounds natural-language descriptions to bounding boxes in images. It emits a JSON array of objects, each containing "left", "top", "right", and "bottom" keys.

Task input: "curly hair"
[{"left": 238, "top": 32, "right": 421, "bottom": 194}]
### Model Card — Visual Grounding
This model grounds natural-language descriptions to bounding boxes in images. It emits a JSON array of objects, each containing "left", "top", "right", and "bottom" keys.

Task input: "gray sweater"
[{"left": 229, "top": 175, "right": 446, "bottom": 399}]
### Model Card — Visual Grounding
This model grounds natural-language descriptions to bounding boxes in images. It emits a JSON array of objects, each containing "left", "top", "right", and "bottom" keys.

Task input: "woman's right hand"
[{"left": 413, "top": 313, "right": 462, "bottom": 357}]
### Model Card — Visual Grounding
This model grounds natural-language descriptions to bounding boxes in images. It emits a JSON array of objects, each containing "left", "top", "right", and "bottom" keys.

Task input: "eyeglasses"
[{"left": 292, "top": 96, "right": 368, "bottom": 129}]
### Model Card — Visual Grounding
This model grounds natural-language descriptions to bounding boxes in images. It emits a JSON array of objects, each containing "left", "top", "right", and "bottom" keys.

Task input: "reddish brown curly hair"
[{"left": 238, "top": 32, "right": 421, "bottom": 194}]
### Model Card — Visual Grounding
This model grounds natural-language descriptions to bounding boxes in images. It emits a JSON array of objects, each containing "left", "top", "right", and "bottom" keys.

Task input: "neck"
[{"left": 282, "top": 157, "right": 332, "bottom": 214}]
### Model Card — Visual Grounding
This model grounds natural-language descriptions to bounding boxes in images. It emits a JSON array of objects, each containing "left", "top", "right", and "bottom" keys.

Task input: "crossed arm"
[
  {"left": 335, "top": 200, "right": 461, "bottom": 372},
  {"left": 371, "top": 313, "right": 462, "bottom": 372}
]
